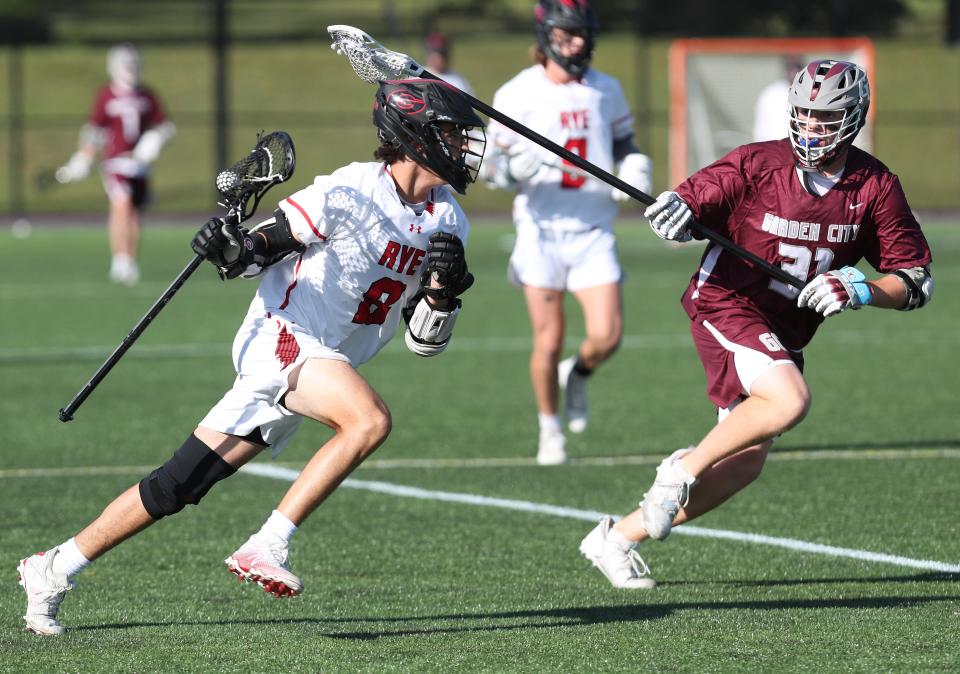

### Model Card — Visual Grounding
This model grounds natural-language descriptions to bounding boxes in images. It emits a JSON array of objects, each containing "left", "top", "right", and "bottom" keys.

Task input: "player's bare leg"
[
  {"left": 563, "top": 282, "right": 622, "bottom": 433},
  {"left": 276, "top": 358, "right": 392, "bottom": 522},
  {"left": 226, "top": 358, "right": 392, "bottom": 596},
  {"left": 612, "top": 440, "right": 772, "bottom": 543},
  {"left": 108, "top": 195, "right": 140, "bottom": 285},
  {"left": 522, "top": 285, "right": 567, "bottom": 464},
  {"left": 619, "top": 363, "right": 810, "bottom": 541},
  {"left": 19, "top": 431, "right": 262, "bottom": 634},
  {"left": 75, "top": 430, "right": 263, "bottom": 561},
  {"left": 571, "top": 282, "right": 622, "bottom": 369}
]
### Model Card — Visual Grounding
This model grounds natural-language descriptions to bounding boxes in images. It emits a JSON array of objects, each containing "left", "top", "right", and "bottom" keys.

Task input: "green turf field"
[{"left": 2, "top": 218, "right": 959, "bottom": 672}]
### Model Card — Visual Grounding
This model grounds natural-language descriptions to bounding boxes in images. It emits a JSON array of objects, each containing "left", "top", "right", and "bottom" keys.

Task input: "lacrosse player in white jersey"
[
  {"left": 17, "top": 79, "right": 485, "bottom": 635},
  {"left": 484, "top": 0, "right": 653, "bottom": 465}
]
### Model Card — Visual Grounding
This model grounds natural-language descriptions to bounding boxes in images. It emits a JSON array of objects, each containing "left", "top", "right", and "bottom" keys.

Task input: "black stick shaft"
[
  {"left": 58, "top": 254, "right": 205, "bottom": 422},
  {"left": 425, "top": 69, "right": 804, "bottom": 291}
]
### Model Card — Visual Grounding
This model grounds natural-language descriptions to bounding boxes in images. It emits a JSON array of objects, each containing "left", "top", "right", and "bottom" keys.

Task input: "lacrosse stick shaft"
[
  {"left": 58, "top": 253, "right": 205, "bottom": 422},
  {"left": 475, "top": 87, "right": 802, "bottom": 289},
  {"left": 426, "top": 70, "right": 804, "bottom": 291}
]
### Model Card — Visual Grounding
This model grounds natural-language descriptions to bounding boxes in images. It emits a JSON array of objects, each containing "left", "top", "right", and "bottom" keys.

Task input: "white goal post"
[{"left": 668, "top": 37, "right": 876, "bottom": 186}]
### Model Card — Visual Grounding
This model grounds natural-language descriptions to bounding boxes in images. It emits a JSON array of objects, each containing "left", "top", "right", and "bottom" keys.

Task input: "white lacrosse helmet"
[
  {"left": 107, "top": 42, "right": 141, "bottom": 90},
  {"left": 787, "top": 59, "right": 869, "bottom": 171}
]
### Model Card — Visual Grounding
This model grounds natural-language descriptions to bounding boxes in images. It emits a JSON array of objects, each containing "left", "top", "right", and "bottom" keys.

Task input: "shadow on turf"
[{"left": 72, "top": 591, "right": 960, "bottom": 638}]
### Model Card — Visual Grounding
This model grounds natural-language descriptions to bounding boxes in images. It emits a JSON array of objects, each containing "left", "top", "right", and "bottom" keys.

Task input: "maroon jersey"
[
  {"left": 677, "top": 140, "right": 931, "bottom": 350},
  {"left": 88, "top": 84, "right": 168, "bottom": 159}
]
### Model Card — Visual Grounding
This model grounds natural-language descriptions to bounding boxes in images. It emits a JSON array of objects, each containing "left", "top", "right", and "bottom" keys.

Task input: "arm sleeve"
[
  {"left": 674, "top": 147, "right": 749, "bottom": 238},
  {"left": 862, "top": 174, "right": 932, "bottom": 273},
  {"left": 276, "top": 177, "right": 336, "bottom": 246}
]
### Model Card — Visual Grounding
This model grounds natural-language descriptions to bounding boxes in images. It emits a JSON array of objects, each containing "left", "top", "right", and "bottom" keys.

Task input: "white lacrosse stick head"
[{"left": 327, "top": 25, "right": 425, "bottom": 83}]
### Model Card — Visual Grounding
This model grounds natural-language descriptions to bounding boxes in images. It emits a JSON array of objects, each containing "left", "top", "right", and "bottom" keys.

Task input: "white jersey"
[
  {"left": 489, "top": 65, "right": 634, "bottom": 233},
  {"left": 436, "top": 70, "right": 473, "bottom": 96},
  {"left": 243, "top": 161, "right": 470, "bottom": 367}
]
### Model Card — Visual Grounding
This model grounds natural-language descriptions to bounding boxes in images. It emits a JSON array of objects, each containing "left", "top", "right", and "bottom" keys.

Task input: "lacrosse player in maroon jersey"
[
  {"left": 55, "top": 43, "right": 175, "bottom": 285},
  {"left": 580, "top": 60, "right": 934, "bottom": 588},
  {"left": 18, "top": 79, "right": 485, "bottom": 635},
  {"left": 484, "top": 0, "right": 653, "bottom": 465}
]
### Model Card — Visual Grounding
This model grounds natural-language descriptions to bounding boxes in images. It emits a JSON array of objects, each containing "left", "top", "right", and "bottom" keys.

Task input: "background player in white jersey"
[
  {"left": 579, "top": 60, "right": 933, "bottom": 589},
  {"left": 423, "top": 32, "right": 474, "bottom": 96},
  {"left": 484, "top": 0, "right": 653, "bottom": 465},
  {"left": 17, "top": 79, "right": 485, "bottom": 636},
  {"left": 56, "top": 43, "right": 175, "bottom": 285}
]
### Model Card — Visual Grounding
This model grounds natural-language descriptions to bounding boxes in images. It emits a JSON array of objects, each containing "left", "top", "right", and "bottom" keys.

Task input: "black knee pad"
[{"left": 139, "top": 434, "right": 237, "bottom": 520}]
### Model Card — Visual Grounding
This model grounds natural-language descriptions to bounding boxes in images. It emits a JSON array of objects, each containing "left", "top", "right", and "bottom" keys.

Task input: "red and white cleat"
[
  {"left": 17, "top": 547, "right": 73, "bottom": 635},
  {"left": 225, "top": 534, "right": 303, "bottom": 598}
]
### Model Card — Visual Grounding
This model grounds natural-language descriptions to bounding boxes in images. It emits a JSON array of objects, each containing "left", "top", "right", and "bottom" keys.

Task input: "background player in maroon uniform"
[
  {"left": 56, "top": 43, "right": 175, "bottom": 285},
  {"left": 579, "top": 60, "right": 934, "bottom": 589}
]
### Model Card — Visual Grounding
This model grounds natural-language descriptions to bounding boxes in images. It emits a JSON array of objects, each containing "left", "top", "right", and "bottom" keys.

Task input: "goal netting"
[{"left": 668, "top": 38, "right": 876, "bottom": 186}]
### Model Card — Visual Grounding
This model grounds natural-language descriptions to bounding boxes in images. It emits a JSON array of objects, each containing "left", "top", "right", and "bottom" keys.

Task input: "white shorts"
[
  {"left": 200, "top": 313, "right": 350, "bottom": 457},
  {"left": 508, "top": 223, "right": 623, "bottom": 292}
]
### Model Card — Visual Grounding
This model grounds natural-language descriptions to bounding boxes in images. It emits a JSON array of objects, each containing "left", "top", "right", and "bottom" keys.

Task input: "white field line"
[
  {"left": 242, "top": 463, "right": 960, "bottom": 574},
  {"left": 2, "top": 327, "right": 958, "bottom": 364},
  {"left": 3, "top": 456, "right": 958, "bottom": 572},
  {"left": 2, "top": 447, "right": 958, "bottom": 480}
]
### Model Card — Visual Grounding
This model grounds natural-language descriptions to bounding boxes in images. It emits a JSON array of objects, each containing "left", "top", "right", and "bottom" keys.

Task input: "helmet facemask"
[
  {"left": 107, "top": 43, "right": 141, "bottom": 90},
  {"left": 534, "top": 0, "right": 597, "bottom": 77},
  {"left": 374, "top": 80, "right": 486, "bottom": 194},
  {"left": 787, "top": 60, "right": 870, "bottom": 171}
]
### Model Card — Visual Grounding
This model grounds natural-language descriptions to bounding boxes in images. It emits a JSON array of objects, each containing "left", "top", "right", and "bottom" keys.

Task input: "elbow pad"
[
  {"left": 892, "top": 266, "right": 934, "bottom": 310},
  {"left": 403, "top": 295, "right": 459, "bottom": 357},
  {"left": 241, "top": 209, "right": 306, "bottom": 278}
]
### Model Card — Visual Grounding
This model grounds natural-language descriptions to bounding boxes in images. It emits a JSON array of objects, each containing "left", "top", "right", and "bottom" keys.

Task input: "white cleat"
[
  {"left": 536, "top": 427, "right": 567, "bottom": 465},
  {"left": 109, "top": 257, "right": 140, "bottom": 286},
  {"left": 225, "top": 534, "right": 304, "bottom": 598},
  {"left": 641, "top": 448, "right": 698, "bottom": 540},
  {"left": 579, "top": 516, "right": 656, "bottom": 589},
  {"left": 17, "top": 548, "right": 73, "bottom": 636},
  {"left": 558, "top": 356, "right": 588, "bottom": 433}
]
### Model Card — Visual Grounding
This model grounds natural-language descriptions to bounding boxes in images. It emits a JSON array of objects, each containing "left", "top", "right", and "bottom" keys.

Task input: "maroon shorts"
[{"left": 690, "top": 309, "right": 804, "bottom": 410}]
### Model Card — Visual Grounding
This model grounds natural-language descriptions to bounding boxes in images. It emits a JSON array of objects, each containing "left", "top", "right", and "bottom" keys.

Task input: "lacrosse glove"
[
  {"left": 191, "top": 218, "right": 255, "bottom": 279},
  {"left": 55, "top": 152, "right": 93, "bottom": 184},
  {"left": 612, "top": 153, "right": 652, "bottom": 202},
  {"left": 422, "top": 231, "right": 474, "bottom": 303},
  {"left": 797, "top": 266, "right": 873, "bottom": 317},
  {"left": 507, "top": 145, "right": 542, "bottom": 183},
  {"left": 645, "top": 191, "right": 694, "bottom": 243}
]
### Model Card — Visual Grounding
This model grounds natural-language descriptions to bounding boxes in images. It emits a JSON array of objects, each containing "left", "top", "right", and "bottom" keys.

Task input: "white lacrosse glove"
[
  {"left": 507, "top": 145, "right": 541, "bottom": 183},
  {"left": 55, "top": 152, "right": 93, "bottom": 184},
  {"left": 132, "top": 122, "right": 176, "bottom": 165},
  {"left": 644, "top": 191, "right": 693, "bottom": 242},
  {"left": 612, "top": 153, "right": 652, "bottom": 202},
  {"left": 797, "top": 266, "right": 873, "bottom": 317}
]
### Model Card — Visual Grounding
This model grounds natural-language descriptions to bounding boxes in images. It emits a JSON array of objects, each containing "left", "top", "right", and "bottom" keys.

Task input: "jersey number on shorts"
[
  {"left": 561, "top": 139, "right": 587, "bottom": 189},
  {"left": 352, "top": 277, "right": 406, "bottom": 325},
  {"left": 770, "top": 243, "right": 835, "bottom": 299}
]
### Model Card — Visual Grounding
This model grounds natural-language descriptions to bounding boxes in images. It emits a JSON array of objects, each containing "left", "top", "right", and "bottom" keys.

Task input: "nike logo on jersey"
[{"left": 849, "top": 202, "right": 864, "bottom": 210}]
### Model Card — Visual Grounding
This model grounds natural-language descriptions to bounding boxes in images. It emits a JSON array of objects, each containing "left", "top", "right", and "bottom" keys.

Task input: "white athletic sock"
[
  {"left": 538, "top": 413, "right": 562, "bottom": 434},
  {"left": 51, "top": 537, "right": 91, "bottom": 579},
  {"left": 258, "top": 509, "right": 298, "bottom": 543},
  {"left": 606, "top": 526, "right": 637, "bottom": 551}
]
